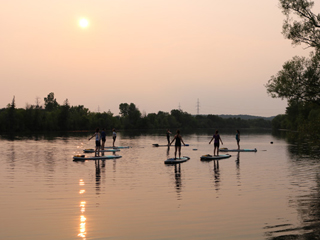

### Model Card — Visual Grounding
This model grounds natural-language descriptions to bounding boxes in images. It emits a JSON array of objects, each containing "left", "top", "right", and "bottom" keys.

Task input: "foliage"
[
  {"left": 0, "top": 93, "right": 272, "bottom": 133},
  {"left": 280, "top": 0, "right": 320, "bottom": 50},
  {"left": 267, "top": 0, "right": 320, "bottom": 141},
  {"left": 44, "top": 92, "right": 59, "bottom": 111},
  {"left": 266, "top": 52, "right": 320, "bottom": 105}
]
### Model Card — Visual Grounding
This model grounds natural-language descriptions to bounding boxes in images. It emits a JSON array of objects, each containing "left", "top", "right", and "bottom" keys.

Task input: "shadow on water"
[
  {"left": 0, "top": 131, "right": 91, "bottom": 141},
  {"left": 164, "top": 163, "right": 184, "bottom": 200},
  {"left": 0, "top": 128, "right": 274, "bottom": 141},
  {"left": 213, "top": 160, "right": 220, "bottom": 192},
  {"left": 264, "top": 130, "right": 320, "bottom": 239},
  {"left": 174, "top": 164, "right": 182, "bottom": 200},
  {"left": 165, "top": 146, "right": 184, "bottom": 201}
]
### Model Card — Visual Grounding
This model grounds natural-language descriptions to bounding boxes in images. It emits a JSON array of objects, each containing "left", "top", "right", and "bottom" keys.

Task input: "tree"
[
  {"left": 119, "top": 103, "right": 129, "bottom": 117},
  {"left": 266, "top": 1, "right": 320, "bottom": 132},
  {"left": 119, "top": 103, "right": 141, "bottom": 128},
  {"left": 58, "top": 99, "right": 70, "bottom": 130},
  {"left": 266, "top": 52, "right": 320, "bottom": 105},
  {"left": 7, "top": 96, "right": 16, "bottom": 131},
  {"left": 44, "top": 92, "right": 59, "bottom": 111},
  {"left": 280, "top": 0, "right": 320, "bottom": 50}
]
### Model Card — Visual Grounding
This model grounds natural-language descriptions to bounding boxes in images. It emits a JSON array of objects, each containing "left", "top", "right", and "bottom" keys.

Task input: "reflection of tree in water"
[
  {"left": 265, "top": 174, "right": 320, "bottom": 239},
  {"left": 264, "top": 134, "right": 320, "bottom": 239},
  {"left": 275, "top": 130, "right": 320, "bottom": 159}
]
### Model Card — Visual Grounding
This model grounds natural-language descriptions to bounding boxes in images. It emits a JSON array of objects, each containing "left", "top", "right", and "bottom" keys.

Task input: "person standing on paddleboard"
[
  {"left": 112, "top": 128, "right": 117, "bottom": 147},
  {"left": 89, "top": 128, "right": 101, "bottom": 157},
  {"left": 209, "top": 130, "right": 223, "bottom": 156},
  {"left": 166, "top": 129, "right": 171, "bottom": 145},
  {"left": 101, "top": 128, "right": 106, "bottom": 150},
  {"left": 236, "top": 130, "right": 240, "bottom": 150},
  {"left": 170, "top": 130, "right": 186, "bottom": 159}
]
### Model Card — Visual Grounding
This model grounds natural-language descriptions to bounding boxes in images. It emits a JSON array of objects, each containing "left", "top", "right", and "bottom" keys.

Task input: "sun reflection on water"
[
  {"left": 79, "top": 179, "right": 85, "bottom": 186},
  {"left": 78, "top": 179, "right": 87, "bottom": 239}
]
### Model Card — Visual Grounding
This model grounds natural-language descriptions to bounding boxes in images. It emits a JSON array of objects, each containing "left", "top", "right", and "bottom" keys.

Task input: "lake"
[{"left": 1, "top": 130, "right": 320, "bottom": 240}]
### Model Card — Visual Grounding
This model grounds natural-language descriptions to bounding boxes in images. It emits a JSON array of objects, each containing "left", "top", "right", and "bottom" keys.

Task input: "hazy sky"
[{"left": 1, "top": 0, "right": 316, "bottom": 117}]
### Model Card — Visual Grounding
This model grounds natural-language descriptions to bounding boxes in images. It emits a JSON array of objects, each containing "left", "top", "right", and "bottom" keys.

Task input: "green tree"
[
  {"left": 7, "top": 96, "right": 16, "bottom": 131},
  {"left": 44, "top": 92, "right": 59, "bottom": 111},
  {"left": 280, "top": 0, "right": 320, "bottom": 50},
  {"left": 266, "top": 0, "right": 320, "bottom": 132},
  {"left": 58, "top": 99, "right": 70, "bottom": 130},
  {"left": 119, "top": 103, "right": 141, "bottom": 129},
  {"left": 266, "top": 53, "right": 320, "bottom": 105}
]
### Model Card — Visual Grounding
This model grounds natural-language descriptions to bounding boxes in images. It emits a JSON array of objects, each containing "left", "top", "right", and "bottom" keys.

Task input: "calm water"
[{"left": 1, "top": 130, "right": 320, "bottom": 240}]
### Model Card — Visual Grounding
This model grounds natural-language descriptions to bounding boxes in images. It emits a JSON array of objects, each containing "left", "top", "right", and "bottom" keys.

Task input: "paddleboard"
[
  {"left": 200, "top": 154, "right": 231, "bottom": 161},
  {"left": 83, "top": 148, "right": 120, "bottom": 153},
  {"left": 73, "top": 154, "right": 122, "bottom": 161},
  {"left": 104, "top": 146, "right": 130, "bottom": 149},
  {"left": 164, "top": 156, "right": 190, "bottom": 164},
  {"left": 153, "top": 144, "right": 189, "bottom": 147},
  {"left": 220, "top": 148, "right": 257, "bottom": 152}
]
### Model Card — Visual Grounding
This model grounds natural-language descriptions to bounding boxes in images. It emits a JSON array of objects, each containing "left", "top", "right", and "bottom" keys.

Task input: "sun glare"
[{"left": 79, "top": 18, "right": 89, "bottom": 28}]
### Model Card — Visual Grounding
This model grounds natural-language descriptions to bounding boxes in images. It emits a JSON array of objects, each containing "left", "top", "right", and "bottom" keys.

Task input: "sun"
[{"left": 79, "top": 18, "right": 89, "bottom": 28}]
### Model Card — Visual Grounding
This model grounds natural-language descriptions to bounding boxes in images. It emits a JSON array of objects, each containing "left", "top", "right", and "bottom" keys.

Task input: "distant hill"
[{"left": 217, "top": 114, "right": 275, "bottom": 120}]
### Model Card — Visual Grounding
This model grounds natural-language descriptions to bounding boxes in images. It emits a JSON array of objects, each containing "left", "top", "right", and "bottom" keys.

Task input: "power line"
[{"left": 196, "top": 98, "right": 200, "bottom": 115}]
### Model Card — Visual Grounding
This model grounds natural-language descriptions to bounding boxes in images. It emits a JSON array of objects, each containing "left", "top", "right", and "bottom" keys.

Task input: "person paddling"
[
  {"left": 170, "top": 130, "right": 186, "bottom": 159},
  {"left": 112, "top": 128, "right": 117, "bottom": 147},
  {"left": 236, "top": 130, "right": 240, "bottom": 150},
  {"left": 101, "top": 128, "right": 106, "bottom": 150},
  {"left": 166, "top": 129, "right": 171, "bottom": 145},
  {"left": 89, "top": 128, "right": 101, "bottom": 157},
  {"left": 209, "top": 130, "right": 223, "bottom": 156}
]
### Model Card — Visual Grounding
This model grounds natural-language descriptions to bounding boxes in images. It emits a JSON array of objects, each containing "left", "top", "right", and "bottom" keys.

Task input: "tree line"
[
  {"left": 0, "top": 92, "right": 271, "bottom": 133},
  {"left": 265, "top": 0, "right": 320, "bottom": 143}
]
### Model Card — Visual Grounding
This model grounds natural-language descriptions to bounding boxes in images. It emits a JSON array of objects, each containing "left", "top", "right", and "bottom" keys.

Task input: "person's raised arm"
[
  {"left": 170, "top": 135, "right": 176, "bottom": 145},
  {"left": 89, "top": 133, "right": 95, "bottom": 140},
  {"left": 209, "top": 136, "right": 214, "bottom": 144}
]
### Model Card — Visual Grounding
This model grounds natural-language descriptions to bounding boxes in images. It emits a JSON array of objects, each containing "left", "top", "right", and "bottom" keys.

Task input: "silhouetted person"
[
  {"left": 236, "top": 130, "right": 240, "bottom": 150},
  {"left": 112, "top": 128, "right": 117, "bottom": 147},
  {"left": 170, "top": 130, "right": 186, "bottom": 159},
  {"left": 166, "top": 129, "right": 171, "bottom": 145},
  {"left": 101, "top": 128, "right": 106, "bottom": 150},
  {"left": 89, "top": 128, "right": 101, "bottom": 156},
  {"left": 209, "top": 130, "right": 223, "bottom": 156}
]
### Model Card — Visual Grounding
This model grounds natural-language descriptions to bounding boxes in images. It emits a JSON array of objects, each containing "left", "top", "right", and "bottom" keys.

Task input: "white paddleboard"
[
  {"left": 220, "top": 148, "right": 257, "bottom": 152},
  {"left": 73, "top": 154, "right": 122, "bottom": 161},
  {"left": 164, "top": 156, "right": 190, "bottom": 164},
  {"left": 153, "top": 144, "right": 189, "bottom": 147},
  {"left": 104, "top": 146, "right": 130, "bottom": 149},
  {"left": 83, "top": 148, "right": 120, "bottom": 153},
  {"left": 200, "top": 154, "right": 231, "bottom": 161}
]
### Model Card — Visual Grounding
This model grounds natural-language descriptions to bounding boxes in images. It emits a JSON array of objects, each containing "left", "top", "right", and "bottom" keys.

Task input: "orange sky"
[{"left": 0, "top": 0, "right": 315, "bottom": 116}]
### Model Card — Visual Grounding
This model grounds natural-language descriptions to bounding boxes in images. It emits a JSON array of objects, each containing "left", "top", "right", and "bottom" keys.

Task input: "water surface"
[{"left": 1, "top": 131, "right": 320, "bottom": 240}]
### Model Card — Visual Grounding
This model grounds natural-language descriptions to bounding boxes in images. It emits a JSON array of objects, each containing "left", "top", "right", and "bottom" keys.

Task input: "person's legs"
[
  {"left": 174, "top": 146, "right": 178, "bottom": 159},
  {"left": 113, "top": 137, "right": 116, "bottom": 147},
  {"left": 178, "top": 146, "right": 181, "bottom": 158}
]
